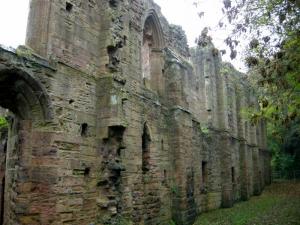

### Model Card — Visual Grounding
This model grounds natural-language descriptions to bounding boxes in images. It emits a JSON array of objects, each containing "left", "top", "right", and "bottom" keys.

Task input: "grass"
[{"left": 194, "top": 181, "right": 300, "bottom": 225}]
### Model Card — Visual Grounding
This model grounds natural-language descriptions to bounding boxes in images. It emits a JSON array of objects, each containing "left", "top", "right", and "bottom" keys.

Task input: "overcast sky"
[
  {"left": 0, "top": 0, "right": 29, "bottom": 48},
  {"left": 154, "top": 0, "right": 225, "bottom": 46},
  {"left": 0, "top": 0, "right": 244, "bottom": 70}
]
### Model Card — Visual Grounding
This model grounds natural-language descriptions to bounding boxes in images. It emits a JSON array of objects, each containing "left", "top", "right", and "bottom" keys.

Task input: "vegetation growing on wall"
[{"left": 0, "top": 116, "right": 8, "bottom": 129}]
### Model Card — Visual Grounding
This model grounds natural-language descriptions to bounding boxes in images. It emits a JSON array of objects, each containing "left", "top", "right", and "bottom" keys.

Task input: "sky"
[
  {"left": 0, "top": 0, "right": 29, "bottom": 48},
  {"left": 154, "top": 0, "right": 225, "bottom": 46},
  {"left": 0, "top": 0, "right": 244, "bottom": 70}
]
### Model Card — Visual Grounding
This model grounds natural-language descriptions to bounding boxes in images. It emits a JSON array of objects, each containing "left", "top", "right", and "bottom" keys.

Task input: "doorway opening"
[{"left": 0, "top": 68, "right": 52, "bottom": 224}]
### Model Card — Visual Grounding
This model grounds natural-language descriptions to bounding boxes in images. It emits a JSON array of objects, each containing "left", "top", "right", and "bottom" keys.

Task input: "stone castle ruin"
[{"left": 0, "top": 0, "right": 271, "bottom": 224}]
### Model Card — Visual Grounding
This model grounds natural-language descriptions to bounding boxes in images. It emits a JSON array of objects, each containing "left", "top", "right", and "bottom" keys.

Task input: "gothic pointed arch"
[
  {"left": 0, "top": 65, "right": 54, "bottom": 225},
  {"left": 0, "top": 67, "right": 53, "bottom": 122},
  {"left": 141, "top": 10, "right": 165, "bottom": 95},
  {"left": 142, "top": 10, "right": 165, "bottom": 49}
]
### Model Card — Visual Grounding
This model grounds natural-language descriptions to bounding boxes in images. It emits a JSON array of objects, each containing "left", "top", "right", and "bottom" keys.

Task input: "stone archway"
[
  {"left": 141, "top": 11, "right": 165, "bottom": 95},
  {"left": 0, "top": 68, "right": 52, "bottom": 121},
  {"left": 0, "top": 67, "right": 52, "bottom": 224}
]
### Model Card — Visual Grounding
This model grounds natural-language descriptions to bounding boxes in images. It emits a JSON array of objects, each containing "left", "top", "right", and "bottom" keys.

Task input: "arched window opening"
[
  {"left": 141, "top": 12, "right": 165, "bottom": 94},
  {"left": 0, "top": 67, "right": 52, "bottom": 225},
  {"left": 142, "top": 21, "right": 153, "bottom": 83},
  {"left": 142, "top": 123, "right": 151, "bottom": 174},
  {"left": 0, "top": 69, "right": 52, "bottom": 121}
]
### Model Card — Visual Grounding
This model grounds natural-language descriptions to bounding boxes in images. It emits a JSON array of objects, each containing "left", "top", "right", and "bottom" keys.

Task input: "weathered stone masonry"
[{"left": 0, "top": 0, "right": 271, "bottom": 224}]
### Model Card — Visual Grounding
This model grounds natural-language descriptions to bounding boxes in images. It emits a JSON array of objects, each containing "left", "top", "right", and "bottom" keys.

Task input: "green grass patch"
[{"left": 194, "top": 182, "right": 300, "bottom": 225}]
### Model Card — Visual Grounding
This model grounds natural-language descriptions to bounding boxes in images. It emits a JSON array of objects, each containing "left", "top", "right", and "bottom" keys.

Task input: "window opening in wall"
[
  {"left": 205, "top": 78, "right": 212, "bottom": 112},
  {"left": 0, "top": 71, "right": 51, "bottom": 224},
  {"left": 106, "top": 45, "right": 120, "bottom": 71},
  {"left": 109, "top": 0, "right": 118, "bottom": 8},
  {"left": 141, "top": 24, "right": 153, "bottom": 83},
  {"left": 141, "top": 14, "right": 164, "bottom": 92},
  {"left": 201, "top": 161, "right": 208, "bottom": 193},
  {"left": 162, "top": 169, "right": 167, "bottom": 185},
  {"left": 232, "top": 167, "right": 235, "bottom": 183},
  {"left": 66, "top": 2, "right": 73, "bottom": 12},
  {"left": 80, "top": 123, "right": 88, "bottom": 137},
  {"left": 117, "top": 147, "right": 122, "bottom": 156},
  {"left": 142, "top": 123, "right": 151, "bottom": 174},
  {"left": 84, "top": 167, "right": 90, "bottom": 177}
]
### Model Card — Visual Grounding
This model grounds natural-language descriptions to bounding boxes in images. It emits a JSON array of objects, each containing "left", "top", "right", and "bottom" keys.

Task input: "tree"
[
  {"left": 220, "top": 0, "right": 300, "bottom": 173},
  {"left": 220, "top": 0, "right": 300, "bottom": 119},
  {"left": 192, "top": 0, "right": 300, "bottom": 173}
]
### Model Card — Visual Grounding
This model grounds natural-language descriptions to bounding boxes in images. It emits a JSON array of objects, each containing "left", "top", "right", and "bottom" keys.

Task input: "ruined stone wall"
[
  {"left": 0, "top": 108, "right": 7, "bottom": 225},
  {"left": 0, "top": 0, "right": 271, "bottom": 225},
  {"left": 0, "top": 46, "right": 102, "bottom": 224}
]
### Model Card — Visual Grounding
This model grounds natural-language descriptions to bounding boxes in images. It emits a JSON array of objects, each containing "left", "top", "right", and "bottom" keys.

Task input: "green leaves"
[
  {"left": 219, "top": 0, "right": 300, "bottom": 173},
  {"left": 268, "top": 117, "right": 300, "bottom": 173},
  {"left": 0, "top": 116, "right": 8, "bottom": 129}
]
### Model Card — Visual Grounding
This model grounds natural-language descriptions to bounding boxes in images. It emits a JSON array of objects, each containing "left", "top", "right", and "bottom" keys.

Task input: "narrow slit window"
[
  {"left": 232, "top": 167, "right": 235, "bottom": 183},
  {"left": 142, "top": 123, "right": 151, "bottom": 174},
  {"left": 201, "top": 161, "right": 208, "bottom": 193},
  {"left": 66, "top": 2, "right": 73, "bottom": 12},
  {"left": 162, "top": 169, "right": 167, "bottom": 185},
  {"left": 80, "top": 123, "right": 88, "bottom": 137}
]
